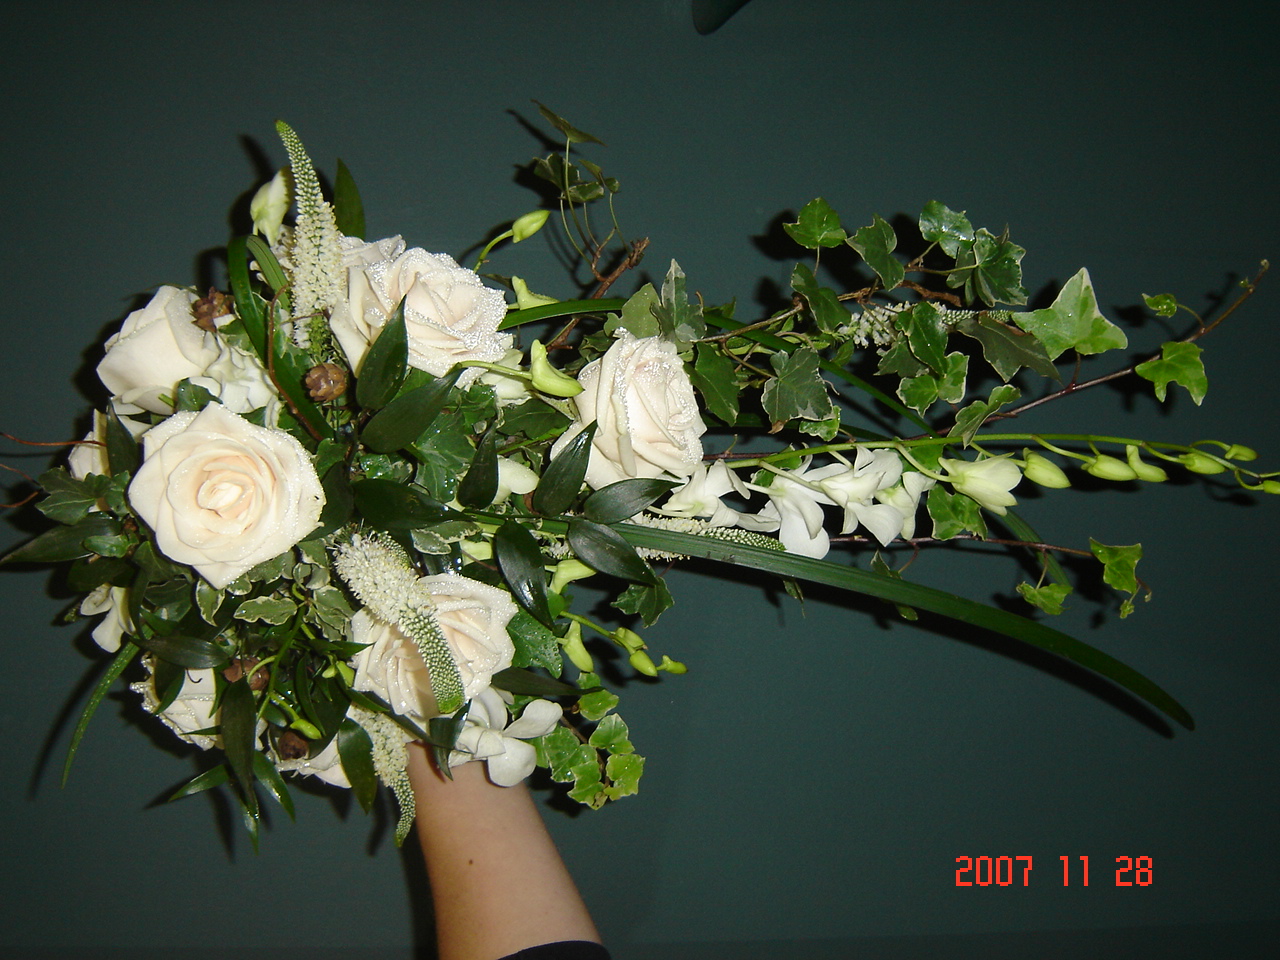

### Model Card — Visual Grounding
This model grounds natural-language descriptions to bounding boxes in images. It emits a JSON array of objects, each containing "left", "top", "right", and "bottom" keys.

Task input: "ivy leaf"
[
  {"left": 949, "top": 228, "right": 1028, "bottom": 306},
  {"left": 691, "top": 343, "right": 741, "bottom": 425},
  {"left": 783, "top": 198, "right": 846, "bottom": 250},
  {"left": 847, "top": 215, "right": 905, "bottom": 291},
  {"left": 604, "top": 753, "right": 644, "bottom": 799},
  {"left": 0, "top": 514, "right": 122, "bottom": 566},
  {"left": 791, "top": 263, "right": 848, "bottom": 333},
  {"left": 955, "top": 313, "right": 1058, "bottom": 382},
  {"left": 611, "top": 578, "right": 675, "bottom": 626},
  {"left": 576, "top": 674, "right": 619, "bottom": 721},
  {"left": 589, "top": 714, "right": 633, "bottom": 754},
  {"left": 926, "top": 485, "right": 988, "bottom": 540},
  {"left": 1142, "top": 292, "right": 1179, "bottom": 318},
  {"left": 949, "top": 384, "right": 1021, "bottom": 446},
  {"left": 506, "top": 610, "right": 563, "bottom": 677},
  {"left": 897, "top": 372, "right": 940, "bottom": 414},
  {"left": 651, "top": 260, "right": 705, "bottom": 345},
  {"left": 1135, "top": 342, "right": 1207, "bottom": 404},
  {"left": 761, "top": 347, "right": 834, "bottom": 425},
  {"left": 918, "top": 200, "right": 975, "bottom": 257},
  {"left": 876, "top": 340, "right": 927, "bottom": 379},
  {"left": 1013, "top": 268, "right": 1127, "bottom": 359},
  {"left": 543, "top": 726, "right": 597, "bottom": 782},
  {"left": 893, "top": 301, "right": 949, "bottom": 374},
  {"left": 604, "top": 284, "right": 662, "bottom": 340},
  {"left": 34, "top": 469, "right": 102, "bottom": 525},
  {"left": 234, "top": 596, "right": 298, "bottom": 625},
  {"left": 1017, "top": 581, "right": 1072, "bottom": 615},
  {"left": 1090, "top": 540, "right": 1144, "bottom": 618},
  {"left": 533, "top": 100, "right": 605, "bottom": 145}
]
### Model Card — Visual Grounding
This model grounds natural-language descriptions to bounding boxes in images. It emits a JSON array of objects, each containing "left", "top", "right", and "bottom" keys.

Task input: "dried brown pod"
[
  {"left": 192, "top": 288, "right": 234, "bottom": 332},
  {"left": 305, "top": 362, "right": 348, "bottom": 401},
  {"left": 276, "top": 730, "right": 309, "bottom": 761}
]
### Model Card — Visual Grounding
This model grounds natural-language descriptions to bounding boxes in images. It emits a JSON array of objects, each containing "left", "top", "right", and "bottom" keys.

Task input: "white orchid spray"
[{"left": 4, "top": 105, "right": 1276, "bottom": 848}]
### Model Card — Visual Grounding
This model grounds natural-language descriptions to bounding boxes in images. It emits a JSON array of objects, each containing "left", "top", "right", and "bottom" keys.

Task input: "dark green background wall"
[{"left": 2, "top": 2, "right": 1276, "bottom": 957}]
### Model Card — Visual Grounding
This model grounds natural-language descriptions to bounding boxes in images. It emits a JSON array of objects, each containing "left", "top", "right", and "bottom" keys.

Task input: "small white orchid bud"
[
  {"left": 250, "top": 168, "right": 291, "bottom": 245},
  {"left": 511, "top": 210, "right": 550, "bottom": 243},
  {"left": 513, "top": 277, "right": 559, "bottom": 310},
  {"left": 1083, "top": 454, "right": 1137, "bottom": 481},
  {"left": 1021, "top": 450, "right": 1071, "bottom": 489},
  {"left": 529, "top": 340, "right": 583, "bottom": 397},
  {"left": 1225, "top": 444, "right": 1258, "bottom": 461},
  {"left": 614, "top": 627, "right": 645, "bottom": 653},
  {"left": 1177, "top": 451, "right": 1226, "bottom": 475},
  {"left": 628, "top": 650, "right": 658, "bottom": 677},
  {"left": 1125, "top": 445, "right": 1168, "bottom": 482},
  {"left": 550, "top": 558, "right": 596, "bottom": 595},
  {"left": 559, "top": 620, "right": 594, "bottom": 673},
  {"left": 656, "top": 655, "right": 687, "bottom": 674}
]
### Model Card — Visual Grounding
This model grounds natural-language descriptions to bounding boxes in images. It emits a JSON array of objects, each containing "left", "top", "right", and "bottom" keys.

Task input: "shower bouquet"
[{"left": 3, "top": 106, "right": 1271, "bottom": 845}]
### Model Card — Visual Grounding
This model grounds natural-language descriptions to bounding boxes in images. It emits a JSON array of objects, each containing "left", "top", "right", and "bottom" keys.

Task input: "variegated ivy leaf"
[
  {"left": 761, "top": 347, "right": 834, "bottom": 425},
  {"left": 926, "top": 484, "right": 988, "bottom": 540},
  {"left": 1013, "top": 268, "right": 1127, "bottom": 359},
  {"left": 949, "top": 383, "right": 1021, "bottom": 446},
  {"left": 1090, "top": 540, "right": 1145, "bottom": 618},
  {"left": 1135, "top": 342, "right": 1207, "bottom": 405},
  {"left": 235, "top": 595, "right": 298, "bottom": 625},
  {"left": 1017, "top": 581, "right": 1072, "bottom": 615}
]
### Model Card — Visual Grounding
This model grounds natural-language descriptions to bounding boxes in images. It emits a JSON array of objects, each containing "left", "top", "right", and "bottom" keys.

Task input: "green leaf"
[
  {"left": 494, "top": 520, "right": 553, "bottom": 626},
  {"left": 691, "top": 342, "right": 741, "bottom": 425},
  {"left": 1090, "top": 540, "right": 1144, "bottom": 617},
  {"left": 337, "top": 717, "right": 379, "bottom": 813},
  {"left": 602, "top": 283, "right": 662, "bottom": 340},
  {"left": 1135, "top": 341, "right": 1207, "bottom": 404},
  {"left": 949, "top": 228, "right": 1028, "bottom": 306},
  {"left": 589, "top": 713, "right": 633, "bottom": 754},
  {"left": 948, "top": 383, "right": 1021, "bottom": 446},
  {"left": 244, "top": 235, "right": 290, "bottom": 301},
  {"left": 847, "top": 215, "right": 905, "bottom": 290},
  {"left": 583, "top": 478, "right": 678, "bottom": 524},
  {"left": 604, "top": 752, "right": 644, "bottom": 799},
  {"left": 567, "top": 518, "right": 656, "bottom": 585},
  {"left": 568, "top": 761, "right": 606, "bottom": 806},
  {"left": 105, "top": 409, "right": 140, "bottom": 477},
  {"left": 34, "top": 469, "right": 101, "bottom": 525},
  {"left": 894, "top": 301, "right": 949, "bottom": 374},
  {"left": 226, "top": 236, "right": 267, "bottom": 359},
  {"left": 652, "top": 260, "right": 705, "bottom": 344},
  {"left": 791, "top": 263, "right": 848, "bottom": 333},
  {"left": 361, "top": 369, "right": 462, "bottom": 452},
  {"left": 506, "top": 611, "right": 563, "bottom": 677},
  {"left": 1017, "top": 581, "right": 1072, "bottom": 615},
  {"left": 1, "top": 514, "right": 122, "bottom": 566},
  {"left": 575, "top": 674, "right": 618, "bottom": 721},
  {"left": 220, "top": 678, "right": 260, "bottom": 819},
  {"left": 925, "top": 485, "right": 988, "bottom": 539},
  {"left": 354, "top": 302, "right": 408, "bottom": 410},
  {"left": 616, "top": 523, "right": 1192, "bottom": 730},
  {"left": 499, "top": 398, "right": 571, "bottom": 441},
  {"left": 62, "top": 641, "right": 140, "bottom": 786},
  {"left": 761, "top": 347, "right": 834, "bottom": 425},
  {"left": 172, "top": 378, "right": 218, "bottom": 413},
  {"left": 333, "top": 157, "right": 365, "bottom": 239},
  {"left": 252, "top": 752, "right": 296, "bottom": 821},
  {"left": 429, "top": 703, "right": 471, "bottom": 775},
  {"left": 783, "top": 198, "right": 847, "bottom": 250},
  {"left": 169, "top": 764, "right": 231, "bottom": 802},
  {"left": 918, "top": 201, "right": 975, "bottom": 257},
  {"left": 877, "top": 340, "right": 928, "bottom": 379},
  {"left": 1142, "top": 292, "right": 1179, "bottom": 318},
  {"left": 491, "top": 666, "right": 584, "bottom": 698},
  {"left": 1013, "top": 268, "right": 1127, "bottom": 359},
  {"left": 897, "top": 372, "right": 939, "bottom": 414},
  {"left": 457, "top": 425, "right": 499, "bottom": 509},
  {"left": 316, "top": 460, "right": 355, "bottom": 536},
  {"left": 543, "top": 726, "right": 597, "bottom": 782},
  {"left": 351, "top": 479, "right": 464, "bottom": 532},
  {"left": 234, "top": 596, "right": 298, "bottom": 626},
  {"left": 534, "top": 100, "right": 605, "bottom": 145},
  {"left": 612, "top": 579, "right": 676, "bottom": 626},
  {"left": 132, "top": 633, "right": 231, "bottom": 670},
  {"left": 955, "top": 313, "right": 1058, "bottom": 382},
  {"left": 533, "top": 422, "right": 596, "bottom": 516}
]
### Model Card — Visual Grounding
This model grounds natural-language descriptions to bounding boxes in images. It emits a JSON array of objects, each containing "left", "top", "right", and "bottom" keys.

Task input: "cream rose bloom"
[
  {"left": 97, "top": 286, "right": 221, "bottom": 415},
  {"left": 130, "top": 665, "right": 221, "bottom": 750},
  {"left": 328, "top": 236, "right": 511, "bottom": 387},
  {"left": 350, "top": 573, "right": 518, "bottom": 724},
  {"left": 551, "top": 331, "right": 706, "bottom": 489},
  {"left": 67, "top": 410, "right": 150, "bottom": 481},
  {"left": 127, "top": 403, "right": 325, "bottom": 589}
]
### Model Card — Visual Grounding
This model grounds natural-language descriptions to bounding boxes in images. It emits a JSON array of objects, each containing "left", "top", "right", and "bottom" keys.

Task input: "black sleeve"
[{"left": 500, "top": 941, "right": 612, "bottom": 960}]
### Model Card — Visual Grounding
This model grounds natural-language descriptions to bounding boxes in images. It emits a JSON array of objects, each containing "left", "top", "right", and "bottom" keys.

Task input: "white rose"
[
  {"left": 351, "top": 574, "right": 518, "bottom": 723},
  {"left": 130, "top": 665, "right": 220, "bottom": 750},
  {"left": 189, "top": 330, "right": 278, "bottom": 417},
  {"left": 97, "top": 286, "right": 220, "bottom": 415},
  {"left": 127, "top": 403, "right": 325, "bottom": 589},
  {"left": 328, "top": 236, "right": 511, "bottom": 387},
  {"left": 551, "top": 331, "right": 706, "bottom": 489}
]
